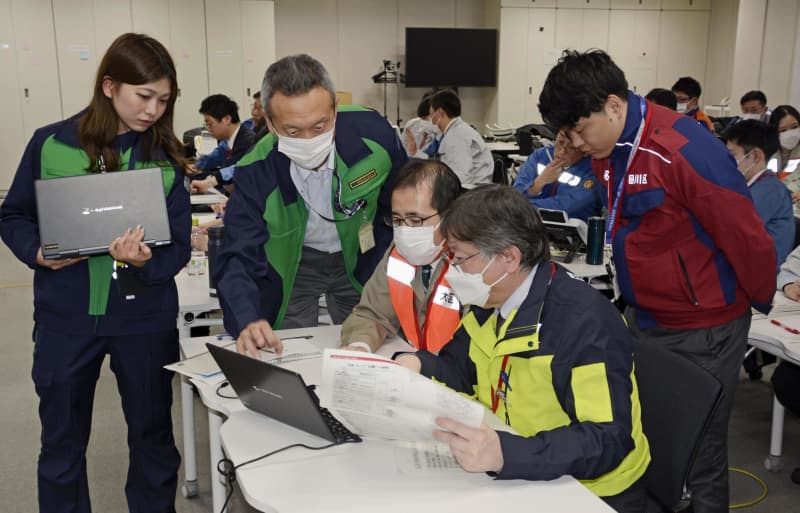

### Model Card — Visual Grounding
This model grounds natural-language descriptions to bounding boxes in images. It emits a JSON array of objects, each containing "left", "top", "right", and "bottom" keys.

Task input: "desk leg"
[
  {"left": 180, "top": 377, "right": 198, "bottom": 497},
  {"left": 209, "top": 410, "right": 227, "bottom": 512},
  {"left": 765, "top": 394, "right": 785, "bottom": 472},
  {"left": 178, "top": 315, "right": 198, "bottom": 497}
]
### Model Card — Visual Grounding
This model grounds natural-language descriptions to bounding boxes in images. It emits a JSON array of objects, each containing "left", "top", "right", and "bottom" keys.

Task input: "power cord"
[
  {"left": 215, "top": 381, "right": 236, "bottom": 399},
  {"left": 216, "top": 440, "right": 360, "bottom": 513},
  {"left": 728, "top": 467, "right": 768, "bottom": 509}
]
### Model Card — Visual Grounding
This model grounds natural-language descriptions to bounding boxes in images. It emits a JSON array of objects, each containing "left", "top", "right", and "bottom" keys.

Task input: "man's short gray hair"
[
  {"left": 261, "top": 54, "right": 336, "bottom": 117},
  {"left": 441, "top": 185, "right": 550, "bottom": 269}
]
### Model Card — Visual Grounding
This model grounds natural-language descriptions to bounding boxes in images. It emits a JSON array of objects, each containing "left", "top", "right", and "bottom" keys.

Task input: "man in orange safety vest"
[{"left": 341, "top": 158, "right": 463, "bottom": 353}]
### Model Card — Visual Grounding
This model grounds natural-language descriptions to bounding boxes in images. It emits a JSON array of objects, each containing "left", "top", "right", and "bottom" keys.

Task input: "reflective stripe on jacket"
[{"left": 386, "top": 248, "right": 460, "bottom": 352}]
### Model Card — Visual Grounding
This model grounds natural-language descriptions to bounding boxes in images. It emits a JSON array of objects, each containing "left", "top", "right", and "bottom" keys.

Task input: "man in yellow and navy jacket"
[
  {"left": 396, "top": 185, "right": 650, "bottom": 513},
  {"left": 215, "top": 54, "right": 407, "bottom": 357}
]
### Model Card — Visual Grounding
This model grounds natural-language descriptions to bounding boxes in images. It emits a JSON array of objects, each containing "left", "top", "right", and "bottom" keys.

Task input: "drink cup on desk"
[{"left": 207, "top": 225, "right": 225, "bottom": 297}]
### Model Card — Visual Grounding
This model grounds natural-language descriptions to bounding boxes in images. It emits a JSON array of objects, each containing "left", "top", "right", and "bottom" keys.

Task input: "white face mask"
[
  {"left": 779, "top": 128, "right": 800, "bottom": 151},
  {"left": 444, "top": 255, "right": 508, "bottom": 308},
  {"left": 394, "top": 223, "right": 445, "bottom": 266},
  {"left": 740, "top": 113, "right": 762, "bottom": 121},
  {"left": 277, "top": 128, "right": 335, "bottom": 169},
  {"left": 430, "top": 113, "right": 444, "bottom": 134},
  {"left": 676, "top": 102, "right": 689, "bottom": 114},
  {"left": 735, "top": 150, "right": 755, "bottom": 176},
  {"left": 418, "top": 119, "right": 436, "bottom": 133}
]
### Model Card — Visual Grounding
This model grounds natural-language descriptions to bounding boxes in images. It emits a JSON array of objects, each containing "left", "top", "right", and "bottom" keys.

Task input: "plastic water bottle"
[{"left": 189, "top": 219, "right": 206, "bottom": 276}]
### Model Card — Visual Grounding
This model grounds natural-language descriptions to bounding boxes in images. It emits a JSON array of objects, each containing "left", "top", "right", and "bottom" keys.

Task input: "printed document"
[{"left": 319, "top": 349, "right": 485, "bottom": 442}]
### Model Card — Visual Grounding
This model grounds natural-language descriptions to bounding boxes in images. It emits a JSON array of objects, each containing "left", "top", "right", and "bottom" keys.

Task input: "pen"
[{"left": 770, "top": 319, "right": 800, "bottom": 335}]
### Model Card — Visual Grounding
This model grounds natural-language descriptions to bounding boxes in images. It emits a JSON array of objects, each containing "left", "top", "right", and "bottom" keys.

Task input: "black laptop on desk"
[
  {"left": 35, "top": 168, "right": 172, "bottom": 259},
  {"left": 206, "top": 344, "right": 361, "bottom": 444}
]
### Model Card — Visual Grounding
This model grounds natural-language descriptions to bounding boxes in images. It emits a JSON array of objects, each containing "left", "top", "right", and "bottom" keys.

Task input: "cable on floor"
[{"left": 728, "top": 466, "right": 768, "bottom": 509}]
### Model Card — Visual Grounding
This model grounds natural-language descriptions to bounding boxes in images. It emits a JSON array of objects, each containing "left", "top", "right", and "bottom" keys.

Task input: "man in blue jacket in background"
[
  {"left": 725, "top": 120, "right": 794, "bottom": 270},
  {"left": 513, "top": 131, "right": 601, "bottom": 221}
]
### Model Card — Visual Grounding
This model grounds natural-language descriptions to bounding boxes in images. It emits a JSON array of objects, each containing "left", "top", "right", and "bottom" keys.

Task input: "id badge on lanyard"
[{"left": 604, "top": 97, "right": 648, "bottom": 301}]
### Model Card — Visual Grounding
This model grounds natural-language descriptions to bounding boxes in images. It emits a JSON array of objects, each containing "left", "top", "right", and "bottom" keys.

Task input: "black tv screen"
[{"left": 405, "top": 28, "right": 497, "bottom": 87}]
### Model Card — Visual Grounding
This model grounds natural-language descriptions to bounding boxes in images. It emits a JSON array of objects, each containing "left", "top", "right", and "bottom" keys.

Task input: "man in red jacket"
[{"left": 539, "top": 50, "right": 776, "bottom": 513}]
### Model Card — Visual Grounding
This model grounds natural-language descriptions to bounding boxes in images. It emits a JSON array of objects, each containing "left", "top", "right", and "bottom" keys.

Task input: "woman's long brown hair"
[{"left": 79, "top": 33, "right": 184, "bottom": 171}]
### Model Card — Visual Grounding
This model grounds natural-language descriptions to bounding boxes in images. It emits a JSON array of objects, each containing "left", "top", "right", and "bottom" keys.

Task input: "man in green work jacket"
[{"left": 214, "top": 54, "right": 407, "bottom": 356}]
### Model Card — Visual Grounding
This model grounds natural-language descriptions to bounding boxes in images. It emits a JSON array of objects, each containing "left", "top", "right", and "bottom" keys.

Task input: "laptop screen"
[
  {"left": 35, "top": 167, "right": 172, "bottom": 258},
  {"left": 207, "top": 344, "right": 345, "bottom": 443}
]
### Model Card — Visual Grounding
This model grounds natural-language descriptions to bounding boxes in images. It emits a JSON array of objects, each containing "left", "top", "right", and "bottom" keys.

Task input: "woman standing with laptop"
[{"left": 0, "top": 33, "right": 190, "bottom": 513}]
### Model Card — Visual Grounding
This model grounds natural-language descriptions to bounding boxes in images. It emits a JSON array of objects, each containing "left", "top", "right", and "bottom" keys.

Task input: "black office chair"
[{"left": 633, "top": 339, "right": 723, "bottom": 512}]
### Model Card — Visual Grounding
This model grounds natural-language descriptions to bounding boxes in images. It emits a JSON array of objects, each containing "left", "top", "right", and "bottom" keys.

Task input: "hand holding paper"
[{"left": 433, "top": 417, "right": 504, "bottom": 473}]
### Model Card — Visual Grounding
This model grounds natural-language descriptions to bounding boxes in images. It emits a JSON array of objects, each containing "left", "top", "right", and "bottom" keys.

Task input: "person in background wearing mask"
[
  {"left": 739, "top": 90, "right": 770, "bottom": 123},
  {"left": 215, "top": 54, "right": 407, "bottom": 357},
  {"left": 394, "top": 185, "right": 650, "bottom": 513},
  {"left": 672, "top": 76, "right": 714, "bottom": 132},
  {"left": 768, "top": 105, "right": 800, "bottom": 179},
  {"left": 719, "top": 91, "right": 771, "bottom": 139},
  {"left": 403, "top": 93, "right": 439, "bottom": 158},
  {"left": 340, "top": 159, "right": 462, "bottom": 353},
  {"left": 512, "top": 130, "right": 601, "bottom": 222},
  {"left": 725, "top": 120, "right": 793, "bottom": 270},
  {"left": 429, "top": 89, "right": 494, "bottom": 187}
]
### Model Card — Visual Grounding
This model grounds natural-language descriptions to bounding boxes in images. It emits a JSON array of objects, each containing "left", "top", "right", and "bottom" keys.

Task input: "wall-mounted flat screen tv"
[{"left": 405, "top": 28, "right": 498, "bottom": 87}]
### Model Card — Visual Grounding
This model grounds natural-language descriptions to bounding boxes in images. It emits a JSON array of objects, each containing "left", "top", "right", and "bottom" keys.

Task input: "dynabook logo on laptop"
[
  {"left": 82, "top": 205, "right": 124, "bottom": 215},
  {"left": 252, "top": 385, "right": 283, "bottom": 400}
]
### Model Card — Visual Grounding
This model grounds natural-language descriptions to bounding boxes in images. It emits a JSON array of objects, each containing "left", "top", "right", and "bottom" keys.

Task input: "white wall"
[
  {"left": 273, "top": 0, "right": 498, "bottom": 128},
  {"left": 710, "top": 0, "right": 799, "bottom": 114},
  {"left": 0, "top": 0, "right": 274, "bottom": 190},
  {"left": 759, "top": 0, "right": 799, "bottom": 108},
  {"left": 703, "top": 0, "right": 738, "bottom": 108},
  {"left": 792, "top": 5, "right": 800, "bottom": 108},
  {"left": 730, "top": 0, "right": 767, "bottom": 110}
]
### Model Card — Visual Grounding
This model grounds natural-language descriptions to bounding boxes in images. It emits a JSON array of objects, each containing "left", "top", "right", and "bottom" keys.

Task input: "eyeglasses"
[
  {"left": 384, "top": 212, "right": 439, "bottom": 228},
  {"left": 445, "top": 251, "right": 481, "bottom": 268}
]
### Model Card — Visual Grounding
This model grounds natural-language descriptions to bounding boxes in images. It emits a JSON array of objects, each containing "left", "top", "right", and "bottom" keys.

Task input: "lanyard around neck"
[
  {"left": 490, "top": 263, "right": 556, "bottom": 418},
  {"left": 605, "top": 97, "right": 648, "bottom": 246}
]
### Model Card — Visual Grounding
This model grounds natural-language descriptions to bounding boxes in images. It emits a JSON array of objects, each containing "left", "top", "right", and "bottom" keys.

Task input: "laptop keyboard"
[{"left": 320, "top": 407, "right": 361, "bottom": 443}]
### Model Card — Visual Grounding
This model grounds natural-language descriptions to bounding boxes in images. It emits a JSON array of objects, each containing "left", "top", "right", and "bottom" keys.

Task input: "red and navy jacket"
[{"left": 595, "top": 92, "right": 776, "bottom": 330}]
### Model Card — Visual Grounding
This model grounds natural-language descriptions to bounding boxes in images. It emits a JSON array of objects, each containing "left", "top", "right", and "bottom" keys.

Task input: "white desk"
[
  {"left": 174, "top": 269, "right": 223, "bottom": 499},
  {"left": 485, "top": 141, "right": 519, "bottom": 154},
  {"left": 747, "top": 306, "right": 800, "bottom": 472},
  {"left": 558, "top": 253, "right": 610, "bottom": 290},
  {"left": 179, "top": 326, "right": 415, "bottom": 512},
  {"left": 220, "top": 409, "right": 615, "bottom": 513}
]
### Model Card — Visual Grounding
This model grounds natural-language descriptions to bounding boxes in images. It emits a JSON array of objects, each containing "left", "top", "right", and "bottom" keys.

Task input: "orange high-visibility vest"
[{"left": 386, "top": 248, "right": 461, "bottom": 352}]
